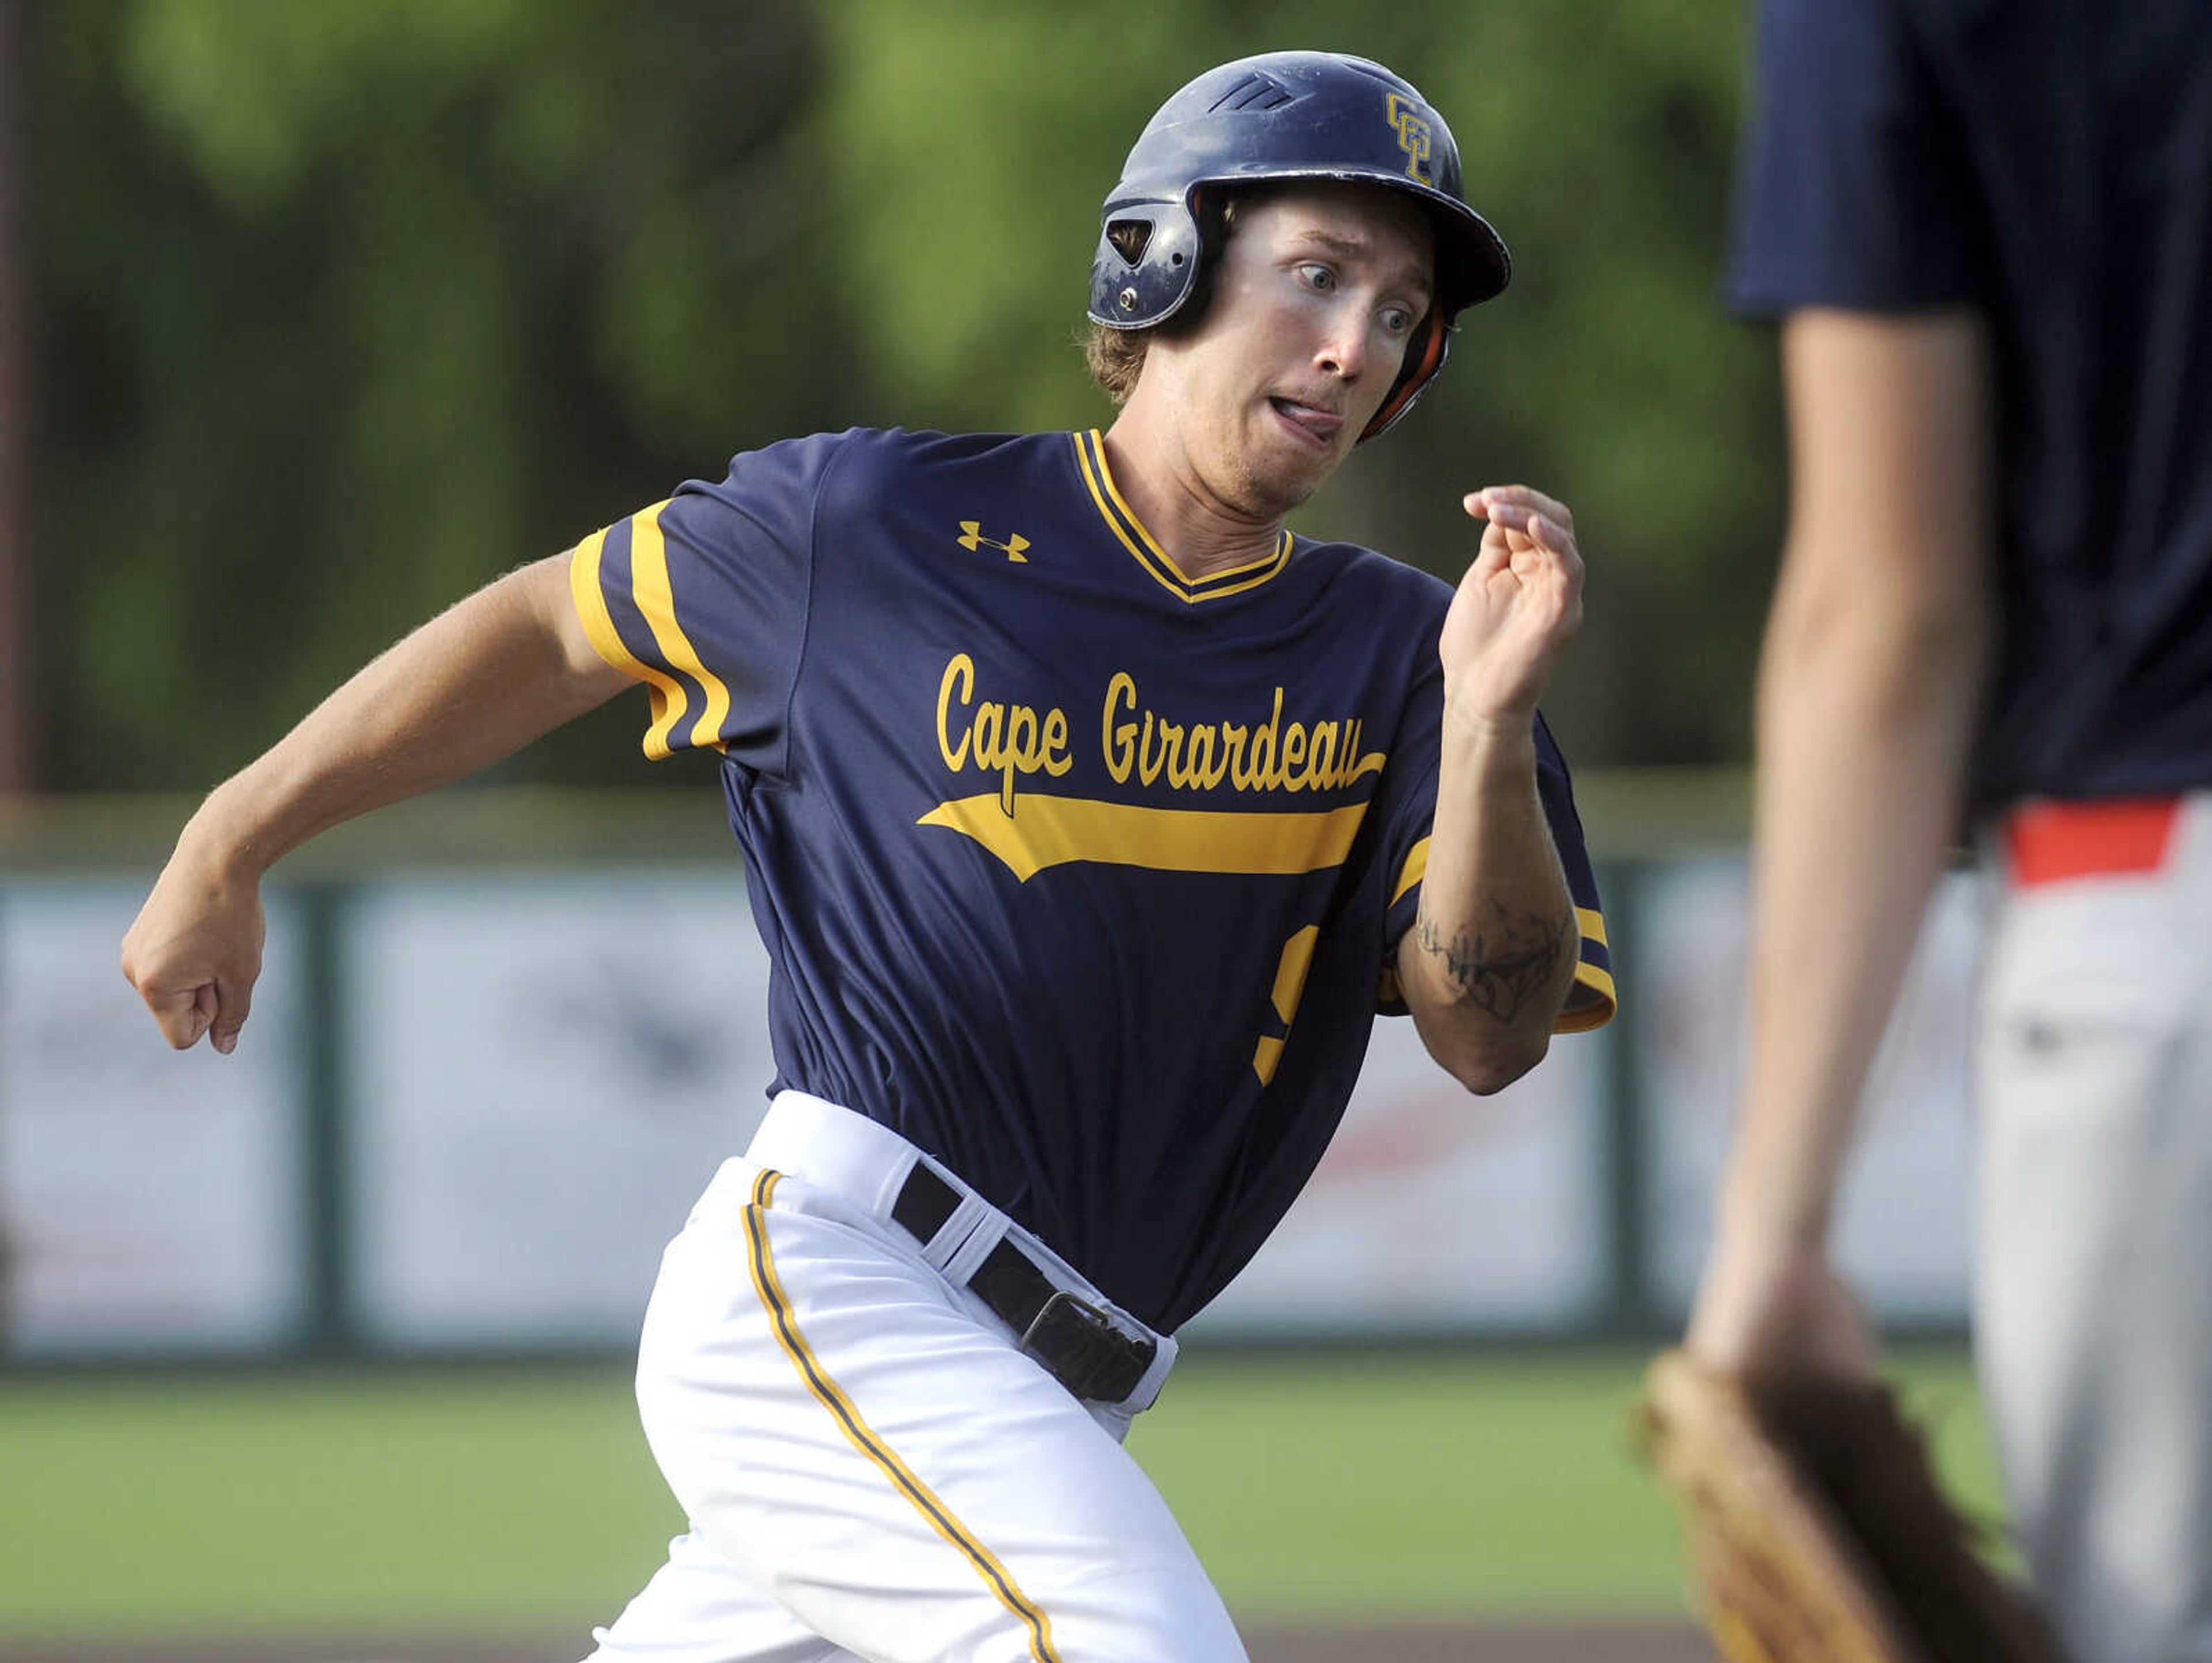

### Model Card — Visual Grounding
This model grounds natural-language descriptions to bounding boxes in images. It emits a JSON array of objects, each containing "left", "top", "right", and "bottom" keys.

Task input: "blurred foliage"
[{"left": 27, "top": 0, "right": 1783, "bottom": 790}]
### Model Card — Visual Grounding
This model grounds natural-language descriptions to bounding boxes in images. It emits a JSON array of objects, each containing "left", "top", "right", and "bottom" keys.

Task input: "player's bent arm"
[
  {"left": 1688, "top": 308, "right": 1995, "bottom": 1375},
  {"left": 121, "top": 553, "right": 631, "bottom": 1054},
  {"left": 1396, "top": 484, "right": 1586, "bottom": 1093},
  {"left": 1395, "top": 714, "right": 1579, "bottom": 1094}
]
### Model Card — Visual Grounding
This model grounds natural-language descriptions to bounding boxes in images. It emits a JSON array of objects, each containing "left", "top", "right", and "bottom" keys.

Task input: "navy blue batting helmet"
[{"left": 1088, "top": 51, "right": 1510, "bottom": 440}]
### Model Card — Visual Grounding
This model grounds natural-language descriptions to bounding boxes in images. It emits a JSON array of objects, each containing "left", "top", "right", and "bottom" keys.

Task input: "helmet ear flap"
[{"left": 1088, "top": 196, "right": 1204, "bottom": 329}]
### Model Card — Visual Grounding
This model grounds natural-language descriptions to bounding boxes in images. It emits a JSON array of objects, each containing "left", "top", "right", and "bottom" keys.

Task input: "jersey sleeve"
[
  {"left": 1726, "top": 0, "right": 1982, "bottom": 316},
  {"left": 566, "top": 431, "right": 849, "bottom": 773},
  {"left": 1375, "top": 695, "right": 1615, "bottom": 1035}
]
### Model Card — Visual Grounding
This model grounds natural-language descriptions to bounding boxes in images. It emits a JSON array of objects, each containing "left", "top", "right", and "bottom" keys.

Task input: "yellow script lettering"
[
  {"left": 1088, "top": 672, "right": 1385, "bottom": 799},
  {"left": 1220, "top": 722, "right": 1250, "bottom": 787},
  {"left": 937, "top": 654, "right": 976, "bottom": 769},
  {"left": 1306, "top": 721, "right": 1338, "bottom": 789},
  {"left": 1041, "top": 709, "right": 1071, "bottom": 776},
  {"left": 933, "top": 653, "right": 1071, "bottom": 816},
  {"left": 1103, "top": 672, "right": 1138, "bottom": 783},
  {"left": 1186, "top": 724, "right": 1226, "bottom": 789},
  {"left": 1280, "top": 723, "right": 1308, "bottom": 790},
  {"left": 1138, "top": 713, "right": 1166, "bottom": 786},
  {"left": 1241, "top": 689, "right": 1285, "bottom": 790},
  {"left": 971, "top": 703, "right": 1005, "bottom": 771}
]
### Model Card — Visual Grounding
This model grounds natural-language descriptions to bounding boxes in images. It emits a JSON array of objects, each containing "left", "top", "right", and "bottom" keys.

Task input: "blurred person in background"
[{"left": 1688, "top": 3, "right": 2212, "bottom": 1659}]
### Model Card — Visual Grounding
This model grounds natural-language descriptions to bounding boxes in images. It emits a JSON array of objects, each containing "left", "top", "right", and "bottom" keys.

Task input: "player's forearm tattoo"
[{"left": 1413, "top": 898, "right": 1574, "bottom": 1023}]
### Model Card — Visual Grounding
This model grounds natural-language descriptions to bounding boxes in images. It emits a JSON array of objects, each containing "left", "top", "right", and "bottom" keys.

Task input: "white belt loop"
[
  {"left": 918, "top": 1186, "right": 996, "bottom": 1274},
  {"left": 940, "top": 1209, "right": 1013, "bottom": 1286}
]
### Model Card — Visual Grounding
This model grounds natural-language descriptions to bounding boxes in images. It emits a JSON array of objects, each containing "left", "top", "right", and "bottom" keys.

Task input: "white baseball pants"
[
  {"left": 1978, "top": 793, "right": 2212, "bottom": 1663},
  {"left": 584, "top": 1092, "right": 1247, "bottom": 1662}
]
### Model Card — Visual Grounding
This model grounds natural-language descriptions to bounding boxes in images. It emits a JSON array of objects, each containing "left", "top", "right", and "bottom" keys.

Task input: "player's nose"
[{"left": 1312, "top": 304, "right": 1372, "bottom": 382}]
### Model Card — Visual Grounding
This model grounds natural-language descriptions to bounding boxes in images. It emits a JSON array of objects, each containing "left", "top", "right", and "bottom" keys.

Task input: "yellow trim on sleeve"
[
  {"left": 1576, "top": 906, "right": 1608, "bottom": 948},
  {"left": 1391, "top": 837, "right": 1431, "bottom": 907},
  {"left": 624, "top": 502, "right": 732, "bottom": 755},
  {"left": 1555, "top": 961, "right": 1618, "bottom": 1033},
  {"left": 743, "top": 1170, "right": 1062, "bottom": 1663},
  {"left": 567, "top": 525, "right": 690, "bottom": 762}
]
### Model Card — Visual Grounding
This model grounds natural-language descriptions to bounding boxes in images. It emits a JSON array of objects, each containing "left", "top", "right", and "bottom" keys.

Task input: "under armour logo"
[
  {"left": 1385, "top": 93, "right": 1434, "bottom": 187},
  {"left": 957, "top": 521, "right": 1029, "bottom": 562}
]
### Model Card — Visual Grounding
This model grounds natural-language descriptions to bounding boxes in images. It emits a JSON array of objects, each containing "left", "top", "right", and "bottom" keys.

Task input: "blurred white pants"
[
  {"left": 1978, "top": 793, "right": 2212, "bottom": 1663},
  {"left": 584, "top": 1093, "right": 1244, "bottom": 1663}
]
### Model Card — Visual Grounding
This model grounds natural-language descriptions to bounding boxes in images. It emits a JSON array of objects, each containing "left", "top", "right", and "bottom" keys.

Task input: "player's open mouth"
[{"left": 1268, "top": 397, "right": 1342, "bottom": 449}]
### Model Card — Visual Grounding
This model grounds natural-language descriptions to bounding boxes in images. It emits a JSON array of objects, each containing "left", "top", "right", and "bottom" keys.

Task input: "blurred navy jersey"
[
  {"left": 1728, "top": 0, "right": 2212, "bottom": 811},
  {"left": 571, "top": 427, "right": 1612, "bottom": 1331}
]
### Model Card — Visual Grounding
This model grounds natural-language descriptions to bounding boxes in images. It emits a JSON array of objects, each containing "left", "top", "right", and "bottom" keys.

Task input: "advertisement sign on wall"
[
  {"left": 0, "top": 881, "right": 308, "bottom": 1357},
  {"left": 1636, "top": 859, "right": 1985, "bottom": 1324},
  {"left": 343, "top": 873, "right": 778, "bottom": 1347}
]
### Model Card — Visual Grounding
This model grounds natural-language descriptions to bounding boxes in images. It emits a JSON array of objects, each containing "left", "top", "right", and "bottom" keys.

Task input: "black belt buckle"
[{"left": 1018, "top": 1289, "right": 1157, "bottom": 1404}]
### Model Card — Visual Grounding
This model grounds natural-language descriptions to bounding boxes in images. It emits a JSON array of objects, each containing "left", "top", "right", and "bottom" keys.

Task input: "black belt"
[{"left": 891, "top": 1163, "right": 1157, "bottom": 1404}]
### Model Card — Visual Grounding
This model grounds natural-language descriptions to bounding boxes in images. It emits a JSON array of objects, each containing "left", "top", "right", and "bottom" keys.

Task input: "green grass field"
[{"left": 0, "top": 1347, "right": 2002, "bottom": 1638}]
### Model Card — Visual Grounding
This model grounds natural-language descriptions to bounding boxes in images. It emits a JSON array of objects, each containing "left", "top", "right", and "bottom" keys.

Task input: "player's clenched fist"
[
  {"left": 120, "top": 840, "right": 264, "bottom": 1055},
  {"left": 1441, "top": 484, "right": 1586, "bottom": 726}
]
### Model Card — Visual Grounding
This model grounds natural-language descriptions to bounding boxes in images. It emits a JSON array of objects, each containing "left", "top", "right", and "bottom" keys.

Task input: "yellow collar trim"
[{"left": 1073, "top": 431, "right": 1292, "bottom": 605}]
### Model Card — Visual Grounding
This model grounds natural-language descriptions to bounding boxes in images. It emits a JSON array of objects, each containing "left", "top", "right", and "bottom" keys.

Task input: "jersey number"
[{"left": 1251, "top": 926, "right": 1320, "bottom": 1085}]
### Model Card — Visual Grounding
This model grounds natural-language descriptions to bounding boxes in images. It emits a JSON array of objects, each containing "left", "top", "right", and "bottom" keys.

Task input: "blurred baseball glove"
[{"left": 1634, "top": 1348, "right": 2069, "bottom": 1663}]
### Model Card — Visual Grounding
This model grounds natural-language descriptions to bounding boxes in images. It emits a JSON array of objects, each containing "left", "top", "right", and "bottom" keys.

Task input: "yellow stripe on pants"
[{"left": 742, "top": 1169, "right": 1063, "bottom": 1663}]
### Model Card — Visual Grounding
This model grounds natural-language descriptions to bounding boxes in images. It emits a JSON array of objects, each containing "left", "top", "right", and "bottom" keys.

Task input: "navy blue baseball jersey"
[
  {"left": 571, "top": 427, "right": 1612, "bottom": 1331},
  {"left": 1728, "top": 0, "right": 2212, "bottom": 812}
]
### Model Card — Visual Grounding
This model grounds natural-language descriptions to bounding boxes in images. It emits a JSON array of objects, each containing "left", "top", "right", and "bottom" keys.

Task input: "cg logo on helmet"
[{"left": 1385, "top": 93, "right": 1434, "bottom": 186}]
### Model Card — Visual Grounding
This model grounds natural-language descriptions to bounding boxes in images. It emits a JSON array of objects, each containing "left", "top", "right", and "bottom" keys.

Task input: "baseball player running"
[
  {"left": 121, "top": 52, "right": 1614, "bottom": 1661},
  {"left": 1686, "top": 3, "right": 2212, "bottom": 1660}
]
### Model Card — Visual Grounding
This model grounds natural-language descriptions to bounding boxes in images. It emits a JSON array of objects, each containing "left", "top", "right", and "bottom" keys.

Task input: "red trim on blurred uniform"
[{"left": 2005, "top": 796, "right": 2182, "bottom": 887}]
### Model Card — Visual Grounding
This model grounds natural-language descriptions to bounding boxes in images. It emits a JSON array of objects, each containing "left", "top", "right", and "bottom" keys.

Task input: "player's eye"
[
  {"left": 1379, "top": 304, "right": 1415, "bottom": 336},
  {"left": 1297, "top": 263, "right": 1335, "bottom": 292}
]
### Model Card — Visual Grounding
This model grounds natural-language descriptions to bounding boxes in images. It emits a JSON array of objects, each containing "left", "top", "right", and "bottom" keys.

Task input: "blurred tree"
[
  {"left": 31, "top": 0, "right": 1781, "bottom": 790},
  {"left": 0, "top": 0, "right": 29, "bottom": 790},
  {"left": 36, "top": 0, "right": 844, "bottom": 789}
]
